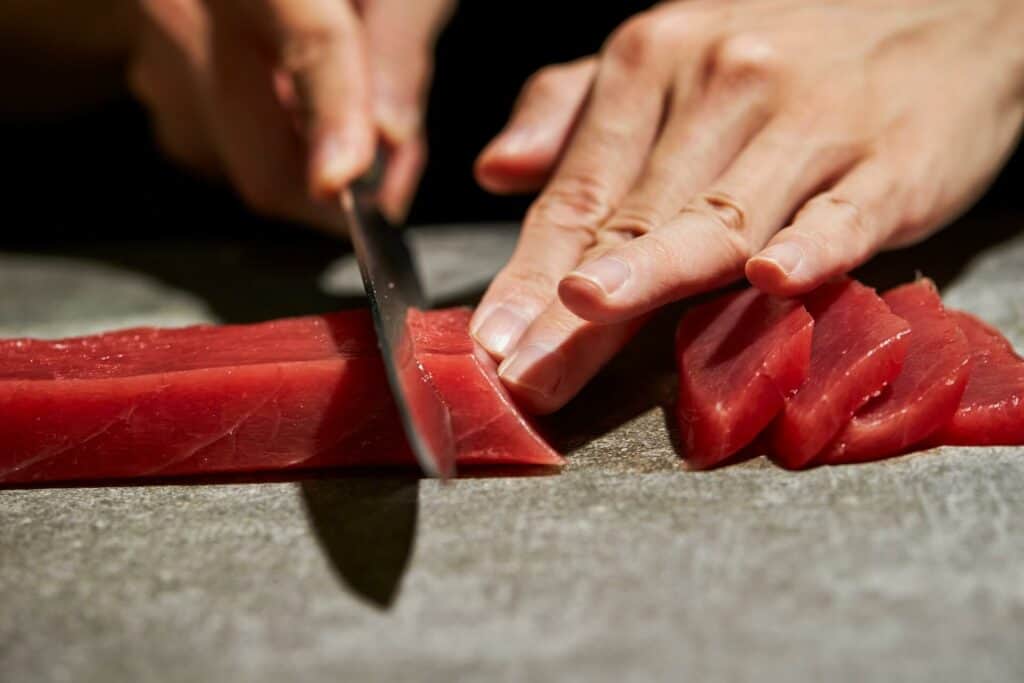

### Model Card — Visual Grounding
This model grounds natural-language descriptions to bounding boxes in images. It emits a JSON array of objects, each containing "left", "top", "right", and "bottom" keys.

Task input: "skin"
[
  {"left": 473, "top": 0, "right": 1024, "bottom": 414},
  {"left": 130, "top": 0, "right": 455, "bottom": 229}
]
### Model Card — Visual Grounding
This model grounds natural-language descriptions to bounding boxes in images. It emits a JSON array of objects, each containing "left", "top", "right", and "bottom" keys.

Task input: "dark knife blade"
[{"left": 341, "top": 183, "right": 456, "bottom": 479}]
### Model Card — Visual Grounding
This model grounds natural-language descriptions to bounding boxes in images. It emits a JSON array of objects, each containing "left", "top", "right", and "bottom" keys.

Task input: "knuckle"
[
  {"left": 279, "top": 26, "right": 340, "bottom": 73},
  {"left": 710, "top": 33, "right": 787, "bottom": 87},
  {"left": 686, "top": 192, "right": 750, "bottom": 235},
  {"left": 523, "top": 66, "right": 562, "bottom": 99},
  {"left": 496, "top": 266, "right": 559, "bottom": 306},
  {"left": 807, "top": 193, "right": 873, "bottom": 240},
  {"left": 604, "top": 12, "right": 666, "bottom": 70},
  {"left": 529, "top": 174, "right": 615, "bottom": 238},
  {"left": 601, "top": 206, "right": 661, "bottom": 239}
]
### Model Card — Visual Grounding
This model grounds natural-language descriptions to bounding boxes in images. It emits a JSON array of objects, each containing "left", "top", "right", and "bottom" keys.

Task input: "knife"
[{"left": 341, "top": 161, "right": 457, "bottom": 479}]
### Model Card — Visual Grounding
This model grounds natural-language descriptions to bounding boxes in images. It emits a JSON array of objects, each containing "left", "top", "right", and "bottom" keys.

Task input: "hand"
[
  {"left": 472, "top": 0, "right": 1024, "bottom": 414},
  {"left": 130, "top": 0, "right": 455, "bottom": 229}
]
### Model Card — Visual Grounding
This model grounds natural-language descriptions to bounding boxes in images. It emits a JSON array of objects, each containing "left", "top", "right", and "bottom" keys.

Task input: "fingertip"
[
  {"left": 745, "top": 243, "right": 818, "bottom": 297},
  {"left": 309, "top": 130, "right": 375, "bottom": 198},
  {"left": 471, "top": 304, "right": 530, "bottom": 361},
  {"left": 475, "top": 129, "right": 557, "bottom": 195},
  {"left": 497, "top": 344, "right": 566, "bottom": 415},
  {"left": 557, "top": 274, "right": 614, "bottom": 323}
]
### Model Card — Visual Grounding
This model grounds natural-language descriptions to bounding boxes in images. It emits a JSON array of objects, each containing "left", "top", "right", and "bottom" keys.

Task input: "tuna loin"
[{"left": 0, "top": 308, "right": 562, "bottom": 485}]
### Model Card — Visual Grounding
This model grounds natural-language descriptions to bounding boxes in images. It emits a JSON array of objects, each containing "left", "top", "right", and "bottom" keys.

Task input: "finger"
[
  {"left": 592, "top": 62, "right": 775, "bottom": 246},
  {"left": 560, "top": 118, "right": 863, "bottom": 323},
  {"left": 496, "top": 302, "right": 644, "bottom": 414},
  {"left": 475, "top": 58, "right": 597, "bottom": 195},
  {"left": 131, "top": 0, "right": 219, "bottom": 174},
  {"left": 488, "top": 69, "right": 769, "bottom": 406},
  {"left": 377, "top": 135, "right": 426, "bottom": 224},
  {"left": 361, "top": 0, "right": 453, "bottom": 144},
  {"left": 746, "top": 156, "right": 904, "bottom": 296},
  {"left": 472, "top": 15, "right": 684, "bottom": 359},
  {"left": 205, "top": 12, "right": 346, "bottom": 232},
  {"left": 221, "top": 0, "right": 376, "bottom": 197}
]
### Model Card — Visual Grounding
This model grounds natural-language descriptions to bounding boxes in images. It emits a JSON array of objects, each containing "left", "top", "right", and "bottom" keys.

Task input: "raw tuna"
[
  {"left": 0, "top": 308, "right": 562, "bottom": 485},
  {"left": 930, "top": 311, "right": 1024, "bottom": 445},
  {"left": 771, "top": 278, "right": 911, "bottom": 469},
  {"left": 676, "top": 289, "right": 813, "bottom": 469},
  {"left": 820, "top": 279, "right": 971, "bottom": 464}
]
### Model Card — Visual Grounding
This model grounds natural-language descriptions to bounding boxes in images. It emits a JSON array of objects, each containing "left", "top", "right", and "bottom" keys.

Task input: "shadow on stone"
[{"left": 299, "top": 475, "right": 420, "bottom": 610}]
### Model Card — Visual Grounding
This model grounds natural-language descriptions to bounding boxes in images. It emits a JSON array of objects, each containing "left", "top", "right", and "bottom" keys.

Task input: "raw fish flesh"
[
  {"left": 0, "top": 308, "right": 561, "bottom": 485},
  {"left": 820, "top": 279, "right": 970, "bottom": 464},
  {"left": 771, "top": 278, "right": 911, "bottom": 469},
  {"left": 930, "top": 311, "right": 1024, "bottom": 446},
  {"left": 676, "top": 289, "right": 813, "bottom": 469}
]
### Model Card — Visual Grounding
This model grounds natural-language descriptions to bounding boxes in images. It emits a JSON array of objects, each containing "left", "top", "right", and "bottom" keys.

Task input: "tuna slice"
[
  {"left": 819, "top": 279, "right": 971, "bottom": 464},
  {"left": 930, "top": 311, "right": 1024, "bottom": 445},
  {"left": 0, "top": 308, "right": 562, "bottom": 485},
  {"left": 771, "top": 278, "right": 911, "bottom": 469},
  {"left": 676, "top": 288, "right": 813, "bottom": 469}
]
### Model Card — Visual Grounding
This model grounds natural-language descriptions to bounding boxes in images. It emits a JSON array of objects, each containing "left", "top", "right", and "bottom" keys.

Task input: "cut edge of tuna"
[
  {"left": 770, "top": 277, "right": 911, "bottom": 469},
  {"left": 0, "top": 308, "right": 562, "bottom": 486},
  {"left": 820, "top": 278, "right": 971, "bottom": 465},
  {"left": 676, "top": 288, "right": 813, "bottom": 469},
  {"left": 929, "top": 310, "right": 1024, "bottom": 446}
]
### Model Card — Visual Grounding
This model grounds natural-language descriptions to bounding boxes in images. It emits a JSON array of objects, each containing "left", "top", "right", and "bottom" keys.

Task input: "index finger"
[{"left": 217, "top": 0, "right": 376, "bottom": 196}]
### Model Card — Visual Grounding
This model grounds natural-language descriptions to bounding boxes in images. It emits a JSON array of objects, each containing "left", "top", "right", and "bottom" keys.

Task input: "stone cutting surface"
[{"left": 1, "top": 215, "right": 1022, "bottom": 682}]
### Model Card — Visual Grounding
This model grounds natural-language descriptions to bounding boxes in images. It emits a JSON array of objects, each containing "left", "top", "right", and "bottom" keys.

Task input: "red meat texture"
[
  {"left": 930, "top": 311, "right": 1024, "bottom": 446},
  {"left": 771, "top": 278, "right": 912, "bottom": 469},
  {"left": 0, "top": 308, "right": 561, "bottom": 485},
  {"left": 675, "top": 289, "right": 813, "bottom": 469},
  {"left": 820, "top": 279, "right": 971, "bottom": 464},
  {"left": 676, "top": 276, "right": 1024, "bottom": 470}
]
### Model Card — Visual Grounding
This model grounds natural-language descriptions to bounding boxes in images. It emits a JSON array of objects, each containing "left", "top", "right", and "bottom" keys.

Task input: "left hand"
[{"left": 472, "top": 0, "right": 1024, "bottom": 414}]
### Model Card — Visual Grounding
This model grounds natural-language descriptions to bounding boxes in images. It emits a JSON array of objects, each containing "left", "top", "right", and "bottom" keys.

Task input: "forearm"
[{"left": 0, "top": 0, "right": 138, "bottom": 116}]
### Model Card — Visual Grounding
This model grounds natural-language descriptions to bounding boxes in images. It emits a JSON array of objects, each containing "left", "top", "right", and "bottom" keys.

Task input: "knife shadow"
[{"left": 299, "top": 474, "right": 420, "bottom": 610}]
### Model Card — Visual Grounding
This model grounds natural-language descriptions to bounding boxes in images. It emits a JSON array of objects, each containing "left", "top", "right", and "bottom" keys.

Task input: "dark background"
[{"left": 0, "top": 0, "right": 1019, "bottom": 247}]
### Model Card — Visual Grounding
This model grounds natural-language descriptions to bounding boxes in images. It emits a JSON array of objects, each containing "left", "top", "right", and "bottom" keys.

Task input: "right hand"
[{"left": 129, "top": 0, "right": 455, "bottom": 230}]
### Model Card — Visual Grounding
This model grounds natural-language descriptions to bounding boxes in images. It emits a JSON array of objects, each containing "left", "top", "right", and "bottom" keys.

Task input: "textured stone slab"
[
  {"left": 319, "top": 223, "right": 519, "bottom": 305},
  {"left": 1, "top": 215, "right": 1022, "bottom": 682}
]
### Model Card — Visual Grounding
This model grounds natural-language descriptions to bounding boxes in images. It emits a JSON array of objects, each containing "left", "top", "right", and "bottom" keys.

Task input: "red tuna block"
[
  {"left": 820, "top": 279, "right": 971, "bottom": 464},
  {"left": 771, "top": 278, "right": 911, "bottom": 469},
  {"left": 0, "top": 308, "right": 562, "bottom": 485},
  {"left": 676, "top": 288, "right": 813, "bottom": 469},
  {"left": 930, "top": 311, "right": 1024, "bottom": 445}
]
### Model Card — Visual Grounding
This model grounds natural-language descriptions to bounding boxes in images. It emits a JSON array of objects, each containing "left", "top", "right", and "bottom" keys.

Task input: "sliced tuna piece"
[
  {"left": 820, "top": 279, "right": 971, "bottom": 464},
  {"left": 930, "top": 311, "right": 1024, "bottom": 445},
  {"left": 771, "top": 278, "right": 911, "bottom": 469},
  {"left": 0, "top": 308, "right": 562, "bottom": 485},
  {"left": 676, "top": 288, "right": 813, "bottom": 469}
]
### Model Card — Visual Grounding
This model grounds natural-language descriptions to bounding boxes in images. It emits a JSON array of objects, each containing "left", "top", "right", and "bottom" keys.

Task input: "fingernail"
[
  {"left": 568, "top": 257, "right": 631, "bottom": 297},
  {"left": 471, "top": 306, "right": 530, "bottom": 358},
  {"left": 315, "top": 135, "right": 353, "bottom": 192},
  {"left": 489, "top": 128, "right": 537, "bottom": 157},
  {"left": 376, "top": 100, "right": 418, "bottom": 143},
  {"left": 499, "top": 344, "right": 563, "bottom": 397},
  {"left": 754, "top": 243, "right": 804, "bottom": 276}
]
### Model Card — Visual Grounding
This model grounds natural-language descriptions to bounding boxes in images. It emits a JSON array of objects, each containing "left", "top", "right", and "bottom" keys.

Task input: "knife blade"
[{"left": 341, "top": 170, "right": 457, "bottom": 479}]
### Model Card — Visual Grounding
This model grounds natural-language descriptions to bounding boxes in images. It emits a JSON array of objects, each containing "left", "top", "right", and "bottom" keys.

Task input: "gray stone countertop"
[{"left": 1, "top": 214, "right": 1022, "bottom": 682}]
